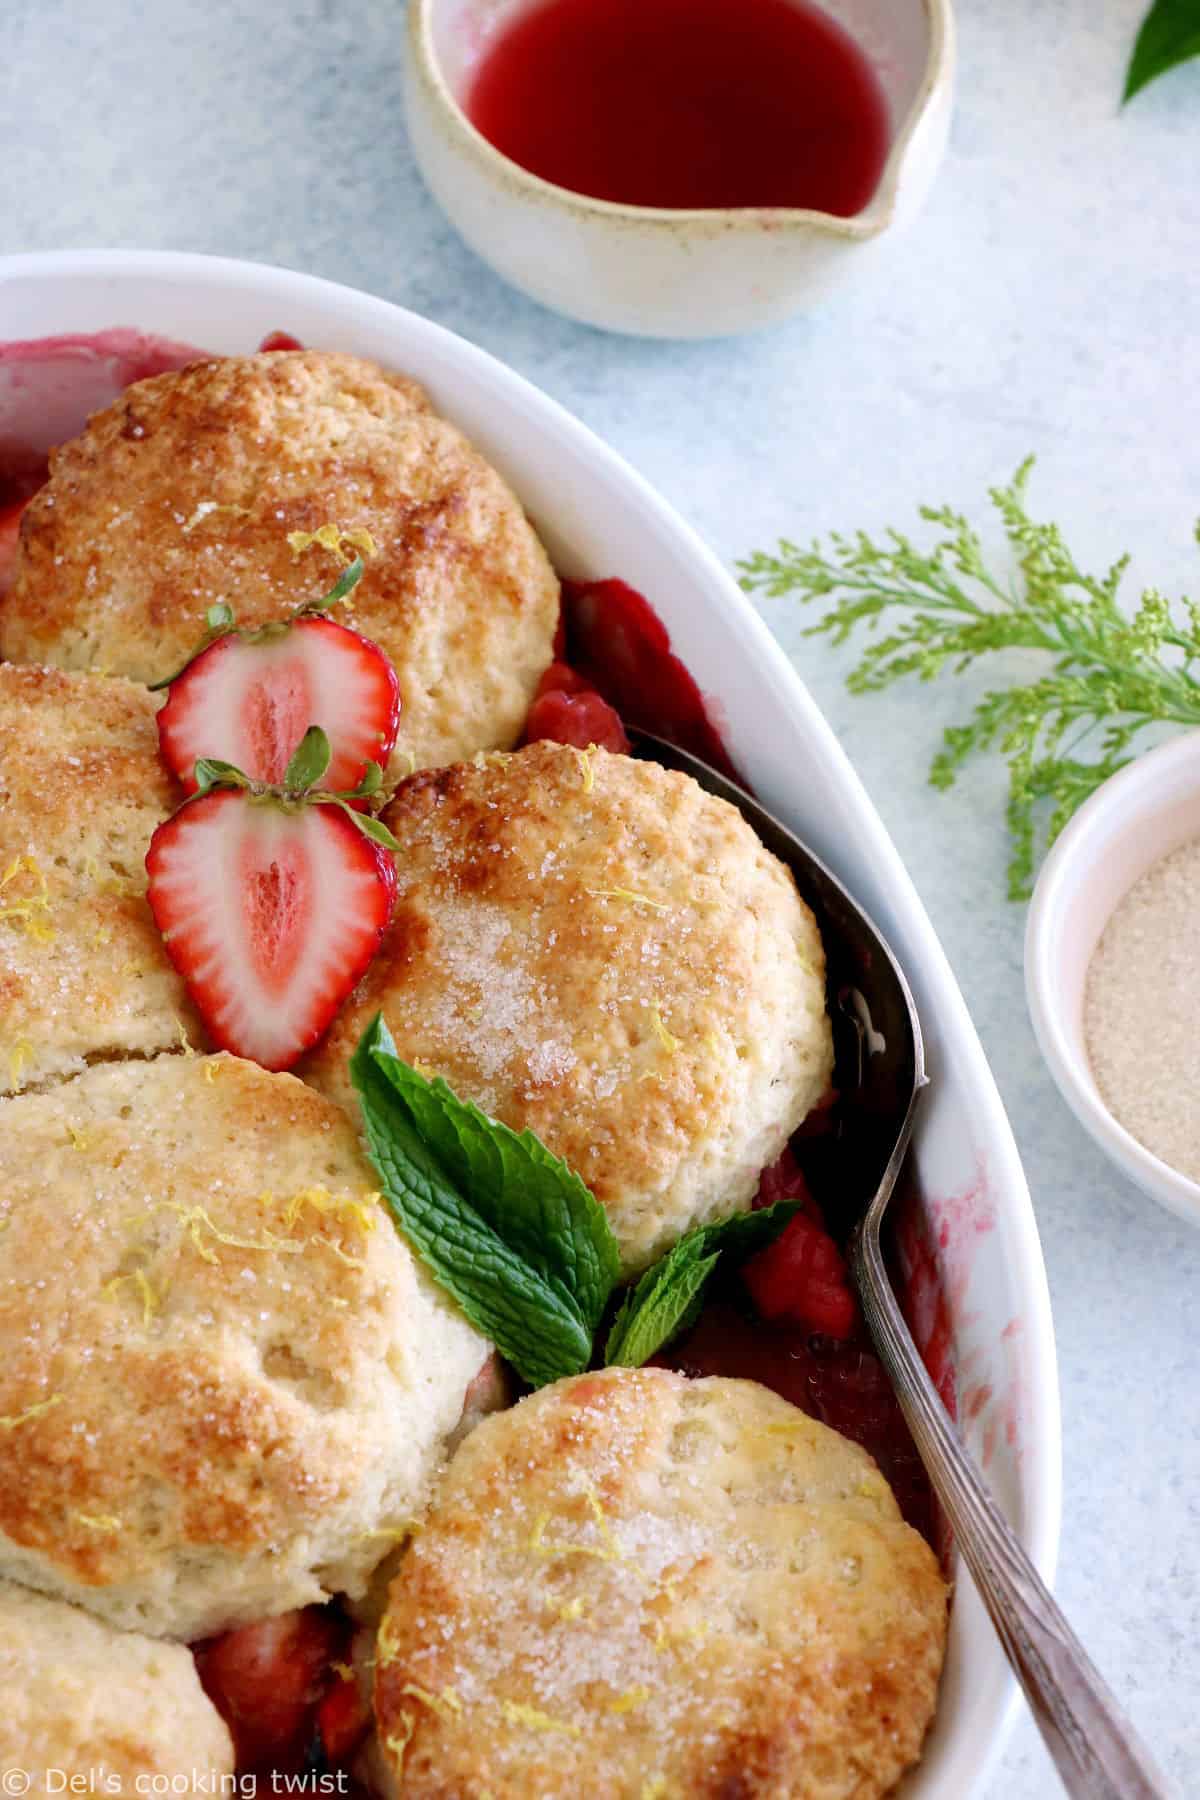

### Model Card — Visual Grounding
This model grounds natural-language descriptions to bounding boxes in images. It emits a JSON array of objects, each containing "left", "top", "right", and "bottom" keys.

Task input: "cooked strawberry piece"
[
  {"left": 146, "top": 789, "right": 397, "bottom": 1071},
  {"left": 752, "top": 1144, "right": 814, "bottom": 1210},
  {"left": 562, "top": 577, "right": 735, "bottom": 775},
  {"left": 317, "top": 1671, "right": 372, "bottom": 1763},
  {"left": 524, "top": 685, "right": 630, "bottom": 753},
  {"left": 742, "top": 1210, "right": 859, "bottom": 1339},
  {"left": 258, "top": 330, "right": 305, "bottom": 352},
  {"left": 195, "top": 1606, "right": 346, "bottom": 1771},
  {"left": 157, "top": 615, "right": 401, "bottom": 795},
  {"left": 533, "top": 659, "right": 592, "bottom": 699}
]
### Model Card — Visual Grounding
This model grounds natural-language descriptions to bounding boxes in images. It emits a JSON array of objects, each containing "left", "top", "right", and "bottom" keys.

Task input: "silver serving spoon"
[{"left": 631, "top": 729, "right": 1172, "bottom": 1800}]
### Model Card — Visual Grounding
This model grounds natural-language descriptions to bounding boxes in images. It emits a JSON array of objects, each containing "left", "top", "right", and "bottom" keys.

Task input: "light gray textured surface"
[{"left": 3, "top": 1, "right": 1198, "bottom": 1790}]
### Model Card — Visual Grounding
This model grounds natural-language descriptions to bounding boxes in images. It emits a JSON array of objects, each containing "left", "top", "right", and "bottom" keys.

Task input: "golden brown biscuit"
[
  {"left": 0, "top": 1054, "right": 489, "bottom": 1640},
  {"left": 0, "top": 663, "right": 201, "bottom": 1095},
  {"left": 374, "top": 1368, "right": 948, "bottom": 1800},
  {"left": 306, "top": 742, "right": 833, "bottom": 1272},
  {"left": 4, "top": 350, "right": 559, "bottom": 768},
  {"left": 0, "top": 1578, "right": 233, "bottom": 1793}
]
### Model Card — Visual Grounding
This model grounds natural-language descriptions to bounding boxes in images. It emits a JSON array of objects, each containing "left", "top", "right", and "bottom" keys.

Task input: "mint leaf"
[
  {"left": 605, "top": 1200, "right": 802, "bottom": 1368},
  {"left": 371, "top": 1048, "right": 620, "bottom": 1335},
  {"left": 1124, "top": 0, "right": 1200, "bottom": 100},
  {"left": 284, "top": 726, "right": 332, "bottom": 791},
  {"left": 606, "top": 1241, "right": 719, "bottom": 1369},
  {"left": 350, "top": 1016, "right": 620, "bottom": 1385}
]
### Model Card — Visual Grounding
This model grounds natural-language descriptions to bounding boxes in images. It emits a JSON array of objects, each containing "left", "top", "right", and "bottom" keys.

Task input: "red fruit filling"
[
  {"left": 742, "top": 1210, "right": 859, "bottom": 1340},
  {"left": 194, "top": 1606, "right": 348, "bottom": 1772},
  {"left": 317, "top": 1669, "right": 373, "bottom": 1763},
  {"left": 258, "top": 330, "right": 305, "bottom": 352},
  {"left": 524, "top": 684, "right": 630, "bottom": 753},
  {"left": 561, "top": 577, "right": 736, "bottom": 776}
]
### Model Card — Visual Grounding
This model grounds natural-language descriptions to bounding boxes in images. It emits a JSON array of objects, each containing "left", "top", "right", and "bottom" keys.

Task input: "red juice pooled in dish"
[{"left": 464, "top": 0, "right": 890, "bottom": 216}]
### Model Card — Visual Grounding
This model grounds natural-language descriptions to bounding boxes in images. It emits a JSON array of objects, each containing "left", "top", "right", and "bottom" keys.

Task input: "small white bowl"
[
  {"left": 405, "top": 0, "right": 956, "bottom": 338},
  {"left": 1026, "top": 731, "right": 1200, "bottom": 1228}
]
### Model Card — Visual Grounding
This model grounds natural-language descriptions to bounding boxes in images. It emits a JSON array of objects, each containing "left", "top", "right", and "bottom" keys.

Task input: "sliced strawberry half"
[
  {"left": 157, "top": 613, "right": 401, "bottom": 795},
  {"left": 146, "top": 779, "right": 397, "bottom": 1073}
]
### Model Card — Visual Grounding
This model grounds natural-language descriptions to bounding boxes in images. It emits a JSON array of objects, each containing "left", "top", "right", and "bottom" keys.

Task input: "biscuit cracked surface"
[
  {"left": 3, "top": 350, "right": 559, "bottom": 769},
  {"left": 374, "top": 1367, "right": 948, "bottom": 1800},
  {"left": 0, "top": 1054, "right": 488, "bottom": 1640},
  {"left": 306, "top": 741, "right": 834, "bottom": 1273}
]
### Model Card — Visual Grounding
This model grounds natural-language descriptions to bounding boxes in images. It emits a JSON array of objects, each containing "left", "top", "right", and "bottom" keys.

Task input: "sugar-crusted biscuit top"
[
  {"left": 0, "top": 1579, "right": 233, "bottom": 1791},
  {"left": 0, "top": 663, "right": 200, "bottom": 1095},
  {"left": 4, "top": 350, "right": 559, "bottom": 768},
  {"left": 0, "top": 1054, "right": 488, "bottom": 1641},
  {"left": 374, "top": 1368, "right": 948, "bottom": 1800},
  {"left": 306, "top": 742, "right": 834, "bottom": 1272}
]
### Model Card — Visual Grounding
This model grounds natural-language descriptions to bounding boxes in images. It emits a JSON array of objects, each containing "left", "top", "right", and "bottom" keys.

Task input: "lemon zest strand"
[
  {"left": 75, "top": 1511, "right": 122, "bottom": 1533},
  {"left": 586, "top": 887, "right": 669, "bottom": 913},
  {"left": 650, "top": 1005, "right": 682, "bottom": 1053},
  {"left": 500, "top": 1700, "right": 580, "bottom": 1737},
  {"left": 401, "top": 1683, "right": 463, "bottom": 1723},
  {"left": 287, "top": 523, "right": 377, "bottom": 567},
  {"left": 0, "top": 1394, "right": 63, "bottom": 1431},
  {"left": 154, "top": 1203, "right": 304, "bottom": 1264}
]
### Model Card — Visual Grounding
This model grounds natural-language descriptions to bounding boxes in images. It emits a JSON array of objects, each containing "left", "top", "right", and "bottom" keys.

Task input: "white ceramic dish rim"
[
  {"left": 409, "top": 0, "right": 955, "bottom": 240},
  {"left": 1026, "top": 730, "right": 1200, "bottom": 1229},
  {"left": 0, "top": 248, "right": 1060, "bottom": 1799}
]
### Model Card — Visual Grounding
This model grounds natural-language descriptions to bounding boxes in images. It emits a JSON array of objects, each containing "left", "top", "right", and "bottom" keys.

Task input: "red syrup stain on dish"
[{"left": 464, "top": 0, "right": 891, "bottom": 217}]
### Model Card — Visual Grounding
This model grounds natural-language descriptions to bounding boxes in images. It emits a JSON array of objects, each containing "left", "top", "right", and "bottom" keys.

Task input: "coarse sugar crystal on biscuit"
[
  {"left": 373, "top": 1367, "right": 948, "bottom": 1800},
  {"left": 0, "top": 1578, "right": 234, "bottom": 1791},
  {"left": 305, "top": 741, "right": 834, "bottom": 1274},
  {"left": 0, "top": 1053, "right": 490, "bottom": 1641},
  {"left": 3, "top": 350, "right": 560, "bottom": 769},
  {"left": 0, "top": 663, "right": 201, "bottom": 1095}
]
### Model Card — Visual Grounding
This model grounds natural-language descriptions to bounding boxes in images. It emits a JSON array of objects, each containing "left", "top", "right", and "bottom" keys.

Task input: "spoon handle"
[{"left": 853, "top": 1226, "right": 1174, "bottom": 1800}]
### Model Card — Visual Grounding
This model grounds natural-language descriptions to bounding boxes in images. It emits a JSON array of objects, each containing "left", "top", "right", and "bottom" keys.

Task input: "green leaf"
[
  {"left": 283, "top": 726, "right": 332, "bottom": 792},
  {"left": 353, "top": 761, "right": 384, "bottom": 798},
  {"left": 331, "top": 804, "right": 401, "bottom": 852},
  {"left": 193, "top": 757, "right": 251, "bottom": 794},
  {"left": 368, "top": 1033, "right": 620, "bottom": 1333},
  {"left": 147, "top": 612, "right": 237, "bottom": 691},
  {"left": 349, "top": 1016, "right": 620, "bottom": 1386},
  {"left": 605, "top": 1200, "right": 801, "bottom": 1368},
  {"left": 1124, "top": 0, "right": 1200, "bottom": 101},
  {"left": 317, "top": 557, "right": 365, "bottom": 610}
]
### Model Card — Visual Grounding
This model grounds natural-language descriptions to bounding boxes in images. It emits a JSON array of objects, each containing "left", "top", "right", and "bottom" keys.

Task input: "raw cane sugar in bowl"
[
  {"left": 1027, "top": 730, "right": 1200, "bottom": 1228},
  {"left": 1085, "top": 838, "right": 1200, "bottom": 1185},
  {"left": 404, "top": 0, "right": 956, "bottom": 337},
  {"left": 0, "top": 249, "right": 1059, "bottom": 1800}
]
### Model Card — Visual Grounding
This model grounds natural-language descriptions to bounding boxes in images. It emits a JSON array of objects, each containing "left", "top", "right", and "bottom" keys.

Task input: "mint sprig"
[
  {"left": 605, "top": 1201, "right": 802, "bottom": 1368},
  {"left": 350, "top": 1015, "right": 621, "bottom": 1386}
]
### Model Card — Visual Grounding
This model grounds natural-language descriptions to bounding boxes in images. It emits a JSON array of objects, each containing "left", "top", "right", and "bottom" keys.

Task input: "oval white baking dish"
[{"left": 0, "top": 249, "right": 1061, "bottom": 1799}]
